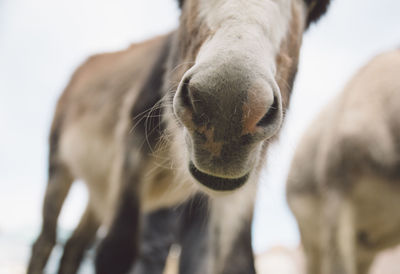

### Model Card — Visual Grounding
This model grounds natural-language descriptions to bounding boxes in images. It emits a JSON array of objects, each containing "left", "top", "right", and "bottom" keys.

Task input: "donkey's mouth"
[{"left": 189, "top": 162, "right": 249, "bottom": 191}]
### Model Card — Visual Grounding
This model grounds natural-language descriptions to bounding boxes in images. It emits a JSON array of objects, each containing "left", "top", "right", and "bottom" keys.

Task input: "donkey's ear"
[
  {"left": 177, "top": 0, "right": 184, "bottom": 9},
  {"left": 304, "top": 0, "right": 331, "bottom": 28}
]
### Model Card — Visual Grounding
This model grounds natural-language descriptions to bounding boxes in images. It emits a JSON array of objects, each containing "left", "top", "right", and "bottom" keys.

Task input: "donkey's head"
[{"left": 168, "top": 0, "right": 330, "bottom": 192}]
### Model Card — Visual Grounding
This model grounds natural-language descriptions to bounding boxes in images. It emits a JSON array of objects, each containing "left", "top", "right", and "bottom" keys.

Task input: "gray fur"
[
  {"left": 287, "top": 49, "right": 400, "bottom": 274},
  {"left": 27, "top": 0, "right": 331, "bottom": 273}
]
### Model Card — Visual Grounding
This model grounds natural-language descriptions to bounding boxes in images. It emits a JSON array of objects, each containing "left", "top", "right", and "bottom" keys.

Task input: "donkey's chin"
[{"left": 189, "top": 162, "right": 249, "bottom": 192}]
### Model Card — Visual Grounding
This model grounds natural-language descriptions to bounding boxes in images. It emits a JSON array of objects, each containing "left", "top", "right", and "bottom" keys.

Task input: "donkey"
[
  {"left": 287, "top": 48, "right": 400, "bottom": 274},
  {"left": 27, "top": 0, "right": 331, "bottom": 273}
]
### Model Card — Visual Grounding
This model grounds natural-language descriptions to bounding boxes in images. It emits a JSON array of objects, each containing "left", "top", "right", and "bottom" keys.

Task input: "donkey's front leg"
[
  {"left": 219, "top": 216, "right": 255, "bottom": 274},
  {"left": 95, "top": 189, "right": 140, "bottom": 274},
  {"left": 321, "top": 191, "right": 357, "bottom": 274},
  {"left": 131, "top": 207, "right": 181, "bottom": 274},
  {"left": 208, "top": 184, "right": 257, "bottom": 274},
  {"left": 95, "top": 148, "right": 148, "bottom": 274},
  {"left": 178, "top": 194, "right": 210, "bottom": 274},
  {"left": 178, "top": 192, "right": 255, "bottom": 274}
]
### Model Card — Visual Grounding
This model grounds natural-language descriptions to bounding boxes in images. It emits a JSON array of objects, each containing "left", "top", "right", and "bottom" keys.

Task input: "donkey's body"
[
  {"left": 28, "top": 1, "right": 330, "bottom": 273},
  {"left": 287, "top": 49, "right": 400, "bottom": 274},
  {"left": 28, "top": 35, "right": 184, "bottom": 274}
]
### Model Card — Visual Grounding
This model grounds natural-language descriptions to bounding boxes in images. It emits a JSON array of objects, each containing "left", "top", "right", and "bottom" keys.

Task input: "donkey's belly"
[
  {"left": 60, "top": 118, "right": 116, "bottom": 181},
  {"left": 59, "top": 117, "right": 119, "bottom": 221}
]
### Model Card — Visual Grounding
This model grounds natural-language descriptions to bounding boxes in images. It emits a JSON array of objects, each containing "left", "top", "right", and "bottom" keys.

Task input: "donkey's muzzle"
[{"left": 172, "top": 64, "right": 282, "bottom": 190}]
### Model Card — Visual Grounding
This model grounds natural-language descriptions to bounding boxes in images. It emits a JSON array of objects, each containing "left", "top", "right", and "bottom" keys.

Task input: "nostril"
[
  {"left": 180, "top": 77, "right": 192, "bottom": 109},
  {"left": 256, "top": 97, "right": 279, "bottom": 127}
]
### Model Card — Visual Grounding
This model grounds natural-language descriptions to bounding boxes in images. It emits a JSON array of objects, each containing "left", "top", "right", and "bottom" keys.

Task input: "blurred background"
[{"left": 1, "top": 0, "right": 400, "bottom": 273}]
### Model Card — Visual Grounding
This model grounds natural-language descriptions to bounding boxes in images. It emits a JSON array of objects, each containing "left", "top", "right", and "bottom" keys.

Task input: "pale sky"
[{"left": 1, "top": 0, "right": 400, "bottom": 272}]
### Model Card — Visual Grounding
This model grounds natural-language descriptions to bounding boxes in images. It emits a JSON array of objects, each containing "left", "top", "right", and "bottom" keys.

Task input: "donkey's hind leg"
[
  {"left": 57, "top": 203, "right": 100, "bottom": 274},
  {"left": 28, "top": 164, "right": 73, "bottom": 274},
  {"left": 321, "top": 192, "right": 357, "bottom": 274}
]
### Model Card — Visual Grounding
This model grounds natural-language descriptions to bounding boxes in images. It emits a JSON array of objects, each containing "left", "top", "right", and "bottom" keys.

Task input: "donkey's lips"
[{"left": 189, "top": 162, "right": 249, "bottom": 191}]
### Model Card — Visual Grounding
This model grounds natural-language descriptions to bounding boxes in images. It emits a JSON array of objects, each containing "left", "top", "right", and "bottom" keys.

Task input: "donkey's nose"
[
  {"left": 242, "top": 95, "right": 281, "bottom": 136},
  {"left": 173, "top": 74, "right": 282, "bottom": 140}
]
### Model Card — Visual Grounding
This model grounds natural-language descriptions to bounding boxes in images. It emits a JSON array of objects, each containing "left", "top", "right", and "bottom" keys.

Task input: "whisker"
[
  {"left": 129, "top": 92, "right": 169, "bottom": 134},
  {"left": 170, "top": 61, "right": 195, "bottom": 75}
]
